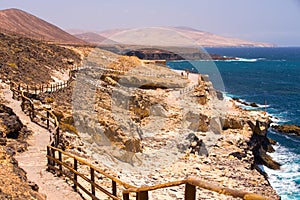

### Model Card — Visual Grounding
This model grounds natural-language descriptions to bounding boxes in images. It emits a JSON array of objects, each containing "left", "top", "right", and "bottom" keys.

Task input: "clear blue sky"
[{"left": 1, "top": 0, "right": 300, "bottom": 46}]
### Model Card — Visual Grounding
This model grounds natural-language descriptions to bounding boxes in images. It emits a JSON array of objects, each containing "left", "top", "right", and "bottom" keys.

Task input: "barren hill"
[
  {"left": 0, "top": 33, "right": 81, "bottom": 84},
  {"left": 0, "top": 8, "right": 86, "bottom": 44},
  {"left": 74, "top": 32, "right": 115, "bottom": 44},
  {"left": 74, "top": 27, "right": 273, "bottom": 47}
]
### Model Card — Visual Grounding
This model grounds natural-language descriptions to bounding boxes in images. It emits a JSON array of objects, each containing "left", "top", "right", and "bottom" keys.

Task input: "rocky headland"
[
  {"left": 34, "top": 47, "right": 280, "bottom": 199},
  {"left": 0, "top": 32, "right": 280, "bottom": 199}
]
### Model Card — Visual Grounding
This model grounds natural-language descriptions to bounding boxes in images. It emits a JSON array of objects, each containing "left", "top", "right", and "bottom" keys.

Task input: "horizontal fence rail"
[
  {"left": 47, "top": 145, "right": 135, "bottom": 200},
  {"left": 122, "top": 177, "right": 271, "bottom": 200}
]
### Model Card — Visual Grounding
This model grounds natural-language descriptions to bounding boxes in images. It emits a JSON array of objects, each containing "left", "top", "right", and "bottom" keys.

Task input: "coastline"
[{"left": 52, "top": 67, "right": 280, "bottom": 199}]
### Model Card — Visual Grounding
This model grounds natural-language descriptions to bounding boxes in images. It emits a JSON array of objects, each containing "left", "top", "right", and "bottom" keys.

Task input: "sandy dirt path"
[{"left": 1, "top": 86, "right": 82, "bottom": 200}]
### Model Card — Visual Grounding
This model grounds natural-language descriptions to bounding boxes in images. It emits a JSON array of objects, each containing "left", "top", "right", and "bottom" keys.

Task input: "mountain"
[
  {"left": 74, "top": 32, "right": 116, "bottom": 44},
  {"left": 0, "top": 8, "right": 86, "bottom": 44},
  {"left": 169, "top": 26, "right": 273, "bottom": 47},
  {"left": 72, "top": 27, "right": 273, "bottom": 47}
]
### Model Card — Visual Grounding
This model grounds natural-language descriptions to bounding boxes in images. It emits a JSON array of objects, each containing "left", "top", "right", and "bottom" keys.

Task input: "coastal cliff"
[{"left": 36, "top": 48, "right": 279, "bottom": 199}]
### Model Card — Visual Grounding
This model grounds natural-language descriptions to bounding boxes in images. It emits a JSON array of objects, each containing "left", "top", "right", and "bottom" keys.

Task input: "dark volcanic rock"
[
  {"left": 272, "top": 124, "right": 300, "bottom": 136},
  {"left": 0, "top": 104, "right": 23, "bottom": 139},
  {"left": 186, "top": 133, "right": 208, "bottom": 156},
  {"left": 247, "top": 120, "right": 281, "bottom": 170},
  {"left": 250, "top": 102, "right": 259, "bottom": 107}
]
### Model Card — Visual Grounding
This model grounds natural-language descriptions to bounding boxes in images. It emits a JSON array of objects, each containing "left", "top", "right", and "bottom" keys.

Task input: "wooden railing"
[
  {"left": 47, "top": 146, "right": 135, "bottom": 200},
  {"left": 122, "top": 178, "right": 270, "bottom": 200},
  {"left": 10, "top": 81, "right": 60, "bottom": 146}
]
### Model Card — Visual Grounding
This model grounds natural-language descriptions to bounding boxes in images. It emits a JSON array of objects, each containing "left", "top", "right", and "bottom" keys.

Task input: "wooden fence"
[
  {"left": 122, "top": 178, "right": 270, "bottom": 200},
  {"left": 47, "top": 146, "right": 135, "bottom": 200}
]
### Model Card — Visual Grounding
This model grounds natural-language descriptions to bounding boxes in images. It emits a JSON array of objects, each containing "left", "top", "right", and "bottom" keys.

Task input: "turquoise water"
[{"left": 167, "top": 47, "right": 300, "bottom": 200}]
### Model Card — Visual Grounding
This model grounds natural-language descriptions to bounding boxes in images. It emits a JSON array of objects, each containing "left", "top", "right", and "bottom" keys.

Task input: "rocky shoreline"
[{"left": 34, "top": 49, "right": 280, "bottom": 199}]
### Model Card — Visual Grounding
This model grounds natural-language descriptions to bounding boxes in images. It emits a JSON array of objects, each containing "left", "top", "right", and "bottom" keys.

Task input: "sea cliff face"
[{"left": 36, "top": 48, "right": 280, "bottom": 199}]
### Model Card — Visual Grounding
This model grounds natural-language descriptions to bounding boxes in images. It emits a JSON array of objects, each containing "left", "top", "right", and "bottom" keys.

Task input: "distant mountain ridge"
[
  {"left": 0, "top": 8, "right": 86, "bottom": 44},
  {"left": 70, "top": 27, "right": 273, "bottom": 47}
]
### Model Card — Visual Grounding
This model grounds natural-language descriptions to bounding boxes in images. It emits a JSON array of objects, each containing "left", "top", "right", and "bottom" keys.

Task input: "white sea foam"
[{"left": 264, "top": 144, "right": 300, "bottom": 199}]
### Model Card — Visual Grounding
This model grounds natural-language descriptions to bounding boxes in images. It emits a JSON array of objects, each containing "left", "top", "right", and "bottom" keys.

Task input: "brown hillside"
[
  {"left": 0, "top": 8, "right": 86, "bottom": 44},
  {"left": 74, "top": 32, "right": 113, "bottom": 44},
  {"left": 0, "top": 33, "right": 81, "bottom": 84}
]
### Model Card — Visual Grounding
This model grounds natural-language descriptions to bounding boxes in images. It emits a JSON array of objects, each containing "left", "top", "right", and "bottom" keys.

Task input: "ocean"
[{"left": 167, "top": 47, "right": 300, "bottom": 200}]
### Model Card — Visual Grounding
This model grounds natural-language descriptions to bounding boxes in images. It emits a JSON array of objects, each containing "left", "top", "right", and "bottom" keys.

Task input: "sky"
[{"left": 1, "top": 0, "right": 300, "bottom": 46}]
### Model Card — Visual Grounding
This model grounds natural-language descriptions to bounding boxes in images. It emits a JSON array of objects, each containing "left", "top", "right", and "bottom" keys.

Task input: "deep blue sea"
[{"left": 167, "top": 47, "right": 300, "bottom": 200}]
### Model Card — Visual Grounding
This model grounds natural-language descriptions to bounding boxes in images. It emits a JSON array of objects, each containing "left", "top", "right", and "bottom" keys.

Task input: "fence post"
[
  {"left": 56, "top": 127, "right": 60, "bottom": 147},
  {"left": 123, "top": 193, "right": 130, "bottom": 200},
  {"left": 74, "top": 158, "right": 78, "bottom": 191},
  {"left": 47, "top": 146, "right": 51, "bottom": 169},
  {"left": 184, "top": 183, "right": 196, "bottom": 200},
  {"left": 58, "top": 151, "right": 62, "bottom": 176},
  {"left": 51, "top": 148, "right": 55, "bottom": 167},
  {"left": 30, "top": 104, "right": 34, "bottom": 120},
  {"left": 47, "top": 111, "right": 50, "bottom": 129},
  {"left": 137, "top": 191, "right": 148, "bottom": 200},
  {"left": 112, "top": 180, "right": 117, "bottom": 196},
  {"left": 91, "top": 168, "right": 95, "bottom": 196}
]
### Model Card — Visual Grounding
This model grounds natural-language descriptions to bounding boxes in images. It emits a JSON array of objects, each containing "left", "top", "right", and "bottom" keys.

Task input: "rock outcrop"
[
  {"left": 272, "top": 124, "right": 300, "bottom": 136},
  {"left": 247, "top": 120, "right": 281, "bottom": 170}
]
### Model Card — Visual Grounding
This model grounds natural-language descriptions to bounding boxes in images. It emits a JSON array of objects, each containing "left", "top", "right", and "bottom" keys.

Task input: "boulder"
[
  {"left": 209, "top": 117, "right": 222, "bottom": 134},
  {"left": 184, "top": 111, "right": 209, "bottom": 132},
  {"left": 150, "top": 104, "right": 167, "bottom": 117},
  {"left": 250, "top": 102, "right": 259, "bottom": 107},
  {"left": 0, "top": 104, "right": 23, "bottom": 139},
  {"left": 222, "top": 117, "right": 244, "bottom": 130}
]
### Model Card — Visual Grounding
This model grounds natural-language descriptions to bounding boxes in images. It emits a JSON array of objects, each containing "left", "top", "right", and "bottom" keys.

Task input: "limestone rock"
[{"left": 223, "top": 117, "right": 244, "bottom": 130}]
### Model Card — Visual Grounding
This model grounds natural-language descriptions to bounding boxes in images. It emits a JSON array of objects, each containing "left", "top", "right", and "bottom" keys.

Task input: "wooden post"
[
  {"left": 58, "top": 151, "right": 62, "bottom": 176},
  {"left": 74, "top": 158, "right": 78, "bottom": 191},
  {"left": 47, "top": 111, "right": 50, "bottom": 129},
  {"left": 50, "top": 84, "right": 53, "bottom": 92},
  {"left": 56, "top": 127, "right": 60, "bottom": 146},
  {"left": 123, "top": 193, "right": 130, "bottom": 200},
  {"left": 30, "top": 104, "right": 34, "bottom": 120},
  {"left": 137, "top": 191, "right": 148, "bottom": 200},
  {"left": 112, "top": 180, "right": 117, "bottom": 196},
  {"left": 184, "top": 183, "right": 196, "bottom": 200},
  {"left": 47, "top": 146, "right": 51, "bottom": 168},
  {"left": 51, "top": 148, "right": 55, "bottom": 167},
  {"left": 41, "top": 85, "right": 44, "bottom": 93},
  {"left": 91, "top": 168, "right": 95, "bottom": 196}
]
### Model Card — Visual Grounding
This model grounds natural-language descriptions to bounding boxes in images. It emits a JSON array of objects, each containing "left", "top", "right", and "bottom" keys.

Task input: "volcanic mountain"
[
  {"left": 0, "top": 8, "right": 86, "bottom": 44},
  {"left": 72, "top": 27, "right": 273, "bottom": 47}
]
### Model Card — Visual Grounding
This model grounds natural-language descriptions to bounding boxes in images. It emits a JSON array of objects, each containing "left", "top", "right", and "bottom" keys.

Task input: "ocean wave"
[{"left": 264, "top": 144, "right": 300, "bottom": 199}]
